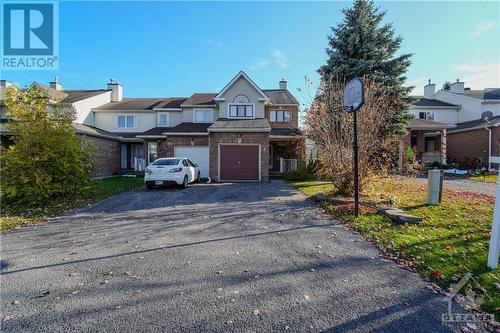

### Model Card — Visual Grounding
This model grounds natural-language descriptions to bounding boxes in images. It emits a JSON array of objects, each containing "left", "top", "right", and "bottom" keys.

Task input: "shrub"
[
  {"left": 0, "top": 85, "right": 94, "bottom": 212},
  {"left": 283, "top": 170, "right": 309, "bottom": 181}
]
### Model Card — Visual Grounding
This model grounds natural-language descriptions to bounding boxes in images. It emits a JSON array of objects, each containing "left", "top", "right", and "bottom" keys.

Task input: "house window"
[
  {"left": 270, "top": 110, "right": 291, "bottom": 122},
  {"left": 117, "top": 115, "right": 135, "bottom": 128},
  {"left": 418, "top": 112, "right": 434, "bottom": 120},
  {"left": 194, "top": 109, "right": 213, "bottom": 123},
  {"left": 158, "top": 113, "right": 169, "bottom": 126},
  {"left": 148, "top": 142, "right": 158, "bottom": 164},
  {"left": 229, "top": 104, "right": 254, "bottom": 118}
]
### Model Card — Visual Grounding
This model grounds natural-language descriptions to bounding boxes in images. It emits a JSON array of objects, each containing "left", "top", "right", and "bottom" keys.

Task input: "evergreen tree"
[
  {"left": 319, "top": 0, "right": 413, "bottom": 135},
  {"left": 443, "top": 81, "right": 451, "bottom": 90}
]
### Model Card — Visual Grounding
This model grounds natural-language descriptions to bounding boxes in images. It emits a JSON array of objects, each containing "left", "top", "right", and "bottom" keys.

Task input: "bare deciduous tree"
[{"left": 305, "top": 77, "right": 399, "bottom": 196}]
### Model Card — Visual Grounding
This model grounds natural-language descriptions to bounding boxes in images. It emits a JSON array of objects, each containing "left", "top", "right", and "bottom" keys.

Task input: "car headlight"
[{"left": 145, "top": 168, "right": 152, "bottom": 174}]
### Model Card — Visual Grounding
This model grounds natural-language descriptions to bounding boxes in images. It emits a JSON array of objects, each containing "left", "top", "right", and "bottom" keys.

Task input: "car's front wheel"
[
  {"left": 146, "top": 183, "right": 154, "bottom": 190},
  {"left": 182, "top": 175, "right": 188, "bottom": 188}
]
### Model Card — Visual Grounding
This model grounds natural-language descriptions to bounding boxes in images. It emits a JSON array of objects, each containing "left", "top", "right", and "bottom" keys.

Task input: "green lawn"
[
  {"left": 0, "top": 176, "right": 144, "bottom": 232},
  {"left": 292, "top": 177, "right": 500, "bottom": 318}
]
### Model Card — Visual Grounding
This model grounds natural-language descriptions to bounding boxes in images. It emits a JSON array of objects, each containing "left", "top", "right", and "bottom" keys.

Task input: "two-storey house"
[{"left": 1, "top": 71, "right": 304, "bottom": 180}]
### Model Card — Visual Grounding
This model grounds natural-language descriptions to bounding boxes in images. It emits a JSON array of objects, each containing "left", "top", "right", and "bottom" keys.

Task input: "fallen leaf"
[
  {"left": 68, "top": 272, "right": 78, "bottom": 277},
  {"left": 3, "top": 315, "right": 14, "bottom": 322},
  {"left": 11, "top": 300, "right": 20, "bottom": 305},
  {"left": 39, "top": 290, "right": 50, "bottom": 297},
  {"left": 253, "top": 309, "right": 260, "bottom": 316}
]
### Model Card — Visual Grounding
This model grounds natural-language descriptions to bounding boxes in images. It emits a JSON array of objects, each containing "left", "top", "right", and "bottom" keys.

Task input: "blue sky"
[{"left": 3, "top": 1, "right": 499, "bottom": 106}]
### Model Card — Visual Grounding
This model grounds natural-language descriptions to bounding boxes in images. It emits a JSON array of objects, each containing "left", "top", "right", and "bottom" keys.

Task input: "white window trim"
[
  {"left": 269, "top": 109, "right": 291, "bottom": 123},
  {"left": 148, "top": 142, "right": 158, "bottom": 164},
  {"left": 418, "top": 111, "right": 435, "bottom": 121},
  {"left": 157, "top": 112, "right": 169, "bottom": 127},
  {"left": 193, "top": 108, "right": 214, "bottom": 123},
  {"left": 116, "top": 115, "right": 137, "bottom": 129},
  {"left": 227, "top": 103, "right": 255, "bottom": 119}
]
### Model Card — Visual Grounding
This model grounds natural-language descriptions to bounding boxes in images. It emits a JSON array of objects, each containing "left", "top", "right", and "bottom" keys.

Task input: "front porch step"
[{"left": 269, "top": 171, "right": 283, "bottom": 179}]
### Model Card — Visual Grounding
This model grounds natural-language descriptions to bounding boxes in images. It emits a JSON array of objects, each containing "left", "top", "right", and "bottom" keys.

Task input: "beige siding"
[
  {"left": 217, "top": 77, "right": 266, "bottom": 119},
  {"left": 93, "top": 111, "right": 155, "bottom": 132}
]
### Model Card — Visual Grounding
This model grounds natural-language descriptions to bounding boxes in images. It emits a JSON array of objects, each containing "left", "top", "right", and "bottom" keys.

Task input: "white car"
[{"left": 144, "top": 157, "right": 200, "bottom": 189}]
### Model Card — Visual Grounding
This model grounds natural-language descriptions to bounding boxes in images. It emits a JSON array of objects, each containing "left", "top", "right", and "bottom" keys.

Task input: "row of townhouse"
[
  {"left": 0, "top": 71, "right": 304, "bottom": 181},
  {"left": 405, "top": 80, "right": 500, "bottom": 169}
]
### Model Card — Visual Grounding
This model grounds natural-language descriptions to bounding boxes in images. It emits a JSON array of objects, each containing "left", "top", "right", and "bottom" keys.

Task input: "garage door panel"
[
  {"left": 220, "top": 145, "right": 259, "bottom": 181},
  {"left": 174, "top": 146, "right": 209, "bottom": 177}
]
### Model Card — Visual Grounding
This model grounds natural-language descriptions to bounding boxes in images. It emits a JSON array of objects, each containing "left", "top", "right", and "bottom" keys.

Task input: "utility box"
[{"left": 428, "top": 169, "right": 444, "bottom": 205}]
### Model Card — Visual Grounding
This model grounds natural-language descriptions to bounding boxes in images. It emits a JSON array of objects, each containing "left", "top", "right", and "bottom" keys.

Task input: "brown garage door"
[{"left": 220, "top": 145, "right": 260, "bottom": 181}]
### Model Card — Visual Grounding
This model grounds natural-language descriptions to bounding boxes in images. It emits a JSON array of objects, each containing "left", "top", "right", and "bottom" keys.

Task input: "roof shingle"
[{"left": 411, "top": 98, "right": 458, "bottom": 107}]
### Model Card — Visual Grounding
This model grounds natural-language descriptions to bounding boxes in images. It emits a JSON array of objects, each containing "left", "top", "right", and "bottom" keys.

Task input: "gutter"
[{"left": 486, "top": 126, "right": 492, "bottom": 169}]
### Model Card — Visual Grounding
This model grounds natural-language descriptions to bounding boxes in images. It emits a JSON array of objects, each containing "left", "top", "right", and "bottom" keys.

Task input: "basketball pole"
[{"left": 353, "top": 108, "right": 359, "bottom": 218}]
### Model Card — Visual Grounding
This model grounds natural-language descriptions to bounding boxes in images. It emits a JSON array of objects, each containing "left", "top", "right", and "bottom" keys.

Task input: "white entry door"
[{"left": 174, "top": 146, "right": 210, "bottom": 177}]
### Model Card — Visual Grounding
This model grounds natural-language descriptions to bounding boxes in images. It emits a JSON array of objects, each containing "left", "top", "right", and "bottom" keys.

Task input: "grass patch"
[
  {"left": 291, "top": 176, "right": 500, "bottom": 318},
  {"left": 0, "top": 176, "right": 144, "bottom": 232},
  {"left": 470, "top": 174, "right": 498, "bottom": 184}
]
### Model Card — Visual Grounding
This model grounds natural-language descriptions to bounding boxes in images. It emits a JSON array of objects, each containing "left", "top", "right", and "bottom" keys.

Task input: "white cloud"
[
  {"left": 272, "top": 50, "right": 290, "bottom": 68},
  {"left": 250, "top": 57, "right": 269, "bottom": 71},
  {"left": 471, "top": 20, "right": 496, "bottom": 37},
  {"left": 454, "top": 60, "right": 500, "bottom": 89}
]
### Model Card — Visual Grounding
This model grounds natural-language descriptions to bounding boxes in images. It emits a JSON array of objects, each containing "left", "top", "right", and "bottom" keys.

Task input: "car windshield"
[{"left": 152, "top": 159, "right": 180, "bottom": 166}]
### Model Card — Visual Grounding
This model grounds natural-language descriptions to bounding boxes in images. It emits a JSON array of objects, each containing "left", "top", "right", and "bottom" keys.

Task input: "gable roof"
[
  {"left": 214, "top": 71, "right": 270, "bottom": 102},
  {"left": 462, "top": 89, "right": 500, "bottom": 100},
  {"left": 62, "top": 90, "right": 110, "bottom": 103},
  {"left": 95, "top": 97, "right": 188, "bottom": 111},
  {"left": 411, "top": 97, "right": 458, "bottom": 108},
  {"left": 182, "top": 93, "right": 217, "bottom": 107},
  {"left": 263, "top": 89, "right": 299, "bottom": 105},
  {"left": 449, "top": 115, "right": 500, "bottom": 133},
  {"left": 164, "top": 122, "right": 211, "bottom": 134}
]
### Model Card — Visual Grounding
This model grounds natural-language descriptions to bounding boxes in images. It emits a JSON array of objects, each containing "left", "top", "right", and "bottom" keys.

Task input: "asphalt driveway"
[{"left": 1, "top": 180, "right": 464, "bottom": 332}]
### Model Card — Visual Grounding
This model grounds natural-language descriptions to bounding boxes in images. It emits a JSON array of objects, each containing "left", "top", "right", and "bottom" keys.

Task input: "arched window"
[{"left": 233, "top": 94, "right": 250, "bottom": 103}]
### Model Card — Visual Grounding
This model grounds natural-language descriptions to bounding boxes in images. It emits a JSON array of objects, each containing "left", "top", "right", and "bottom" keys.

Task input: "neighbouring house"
[
  {"left": 0, "top": 71, "right": 304, "bottom": 181},
  {"left": 406, "top": 79, "right": 500, "bottom": 169}
]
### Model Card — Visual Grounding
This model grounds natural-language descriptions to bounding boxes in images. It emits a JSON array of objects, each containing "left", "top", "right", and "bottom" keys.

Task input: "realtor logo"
[{"left": 1, "top": 1, "right": 58, "bottom": 70}]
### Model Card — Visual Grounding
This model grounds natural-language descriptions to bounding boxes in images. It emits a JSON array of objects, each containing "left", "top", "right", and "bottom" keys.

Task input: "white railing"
[{"left": 280, "top": 158, "right": 298, "bottom": 173}]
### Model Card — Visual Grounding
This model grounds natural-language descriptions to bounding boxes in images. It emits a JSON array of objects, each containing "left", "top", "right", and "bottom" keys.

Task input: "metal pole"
[{"left": 353, "top": 110, "right": 359, "bottom": 218}]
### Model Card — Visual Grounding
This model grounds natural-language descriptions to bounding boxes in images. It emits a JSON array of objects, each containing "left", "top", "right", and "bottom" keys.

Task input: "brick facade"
[
  {"left": 447, "top": 127, "right": 500, "bottom": 167},
  {"left": 264, "top": 106, "right": 299, "bottom": 129},
  {"left": 209, "top": 132, "right": 270, "bottom": 181},
  {"left": 79, "top": 134, "right": 121, "bottom": 177}
]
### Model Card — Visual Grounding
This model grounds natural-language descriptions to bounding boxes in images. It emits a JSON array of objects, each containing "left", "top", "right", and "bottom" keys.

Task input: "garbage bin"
[{"left": 428, "top": 169, "right": 444, "bottom": 205}]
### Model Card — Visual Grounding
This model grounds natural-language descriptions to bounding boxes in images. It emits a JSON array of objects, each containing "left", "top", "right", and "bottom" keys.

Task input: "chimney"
[
  {"left": 107, "top": 79, "right": 123, "bottom": 102},
  {"left": 450, "top": 79, "right": 464, "bottom": 94},
  {"left": 49, "top": 76, "right": 63, "bottom": 91},
  {"left": 279, "top": 78, "right": 287, "bottom": 90},
  {"left": 424, "top": 79, "right": 435, "bottom": 99},
  {"left": 0, "top": 80, "right": 13, "bottom": 88}
]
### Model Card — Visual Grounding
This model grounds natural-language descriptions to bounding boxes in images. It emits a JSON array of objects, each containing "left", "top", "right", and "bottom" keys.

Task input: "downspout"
[{"left": 486, "top": 126, "right": 492, "bottom": 170}]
